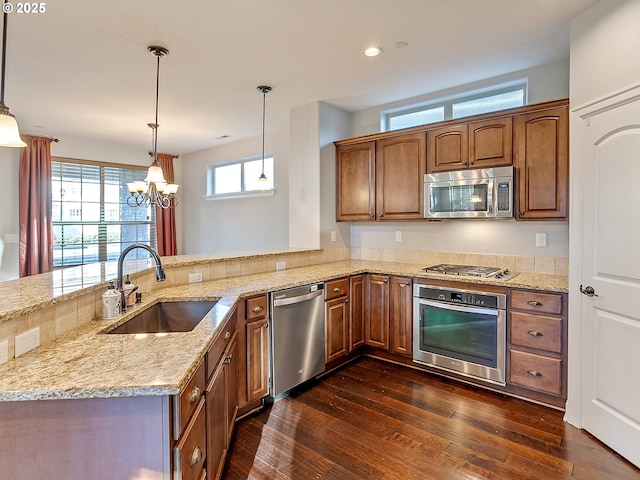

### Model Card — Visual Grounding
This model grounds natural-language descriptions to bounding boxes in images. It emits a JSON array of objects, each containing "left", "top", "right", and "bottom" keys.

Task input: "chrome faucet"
[{"left": 116, "top": 243, "right": 166, "bottom": 312}]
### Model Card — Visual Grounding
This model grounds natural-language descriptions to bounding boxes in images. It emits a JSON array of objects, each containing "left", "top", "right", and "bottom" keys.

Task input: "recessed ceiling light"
[
  {"left": 395, "top": 42, "right": 408, "bottom": 49},
  {"left": 363, "top": 47, "right": 383, "bottom": 57}
]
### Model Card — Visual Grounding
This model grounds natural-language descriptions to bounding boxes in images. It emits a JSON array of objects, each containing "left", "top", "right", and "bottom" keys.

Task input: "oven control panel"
[{"left": 414, "top": 284, "right": 506, "bottom": 310}]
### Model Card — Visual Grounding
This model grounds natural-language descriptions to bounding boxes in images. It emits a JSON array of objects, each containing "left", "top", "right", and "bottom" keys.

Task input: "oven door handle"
[{"left": 418, "top": 299, "right": 500, "bottom": 317}]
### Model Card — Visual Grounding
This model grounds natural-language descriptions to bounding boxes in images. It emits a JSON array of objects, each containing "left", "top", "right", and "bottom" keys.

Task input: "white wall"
[
  {"left": 180, "top": 129, "right": 289, "bottom": 254},
  {"left": 351, "top": 61, "right": 570, "bottom": 137}
]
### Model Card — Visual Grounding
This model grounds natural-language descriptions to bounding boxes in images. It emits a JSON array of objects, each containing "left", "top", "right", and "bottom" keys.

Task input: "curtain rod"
[{"left": 148, "top": 151, "right": 178, "bottom": 159}]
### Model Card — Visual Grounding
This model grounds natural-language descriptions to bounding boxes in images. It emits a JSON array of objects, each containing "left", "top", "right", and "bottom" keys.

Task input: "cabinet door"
[
  {"left": 224, "top": 334, "right": 239, "bottom": 446},
  {"left": 427, "top": 124, "right": 468, "bottom": 172},
  {"left": 365, "top": 274, "right": 390, "bottom": 350},
  {"left": 206, "top": 364, "right": 226, "bottom": 480},
  {"left": 246, "top": 319, "right": 269, "bottom": 402},
  {"left": 390, "top": 276, "right": 413, "bottom": 357},
  {"left": 469, "top": 117, "right": 513, "bottom": 168},
  {"left": 325, "top": 297, "right": 348, "bottom": 363},
  {"left": 336, "top": 141, "right": 376, "bottom": 221},
  {"left": 349, "top": 274, "right": 366, "bottom": 351},
  {"left": 376, "top": 132, "right": 426, "bottom": 220},
  {"left": 515, "top": 106, "right": 568, "bottom": 219}
]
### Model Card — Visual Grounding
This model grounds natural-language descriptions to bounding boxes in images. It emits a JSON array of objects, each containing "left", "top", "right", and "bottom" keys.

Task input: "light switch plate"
[
  {"left": 276, "top": 261, "right": 286, "bottom": 271},
  {"left": 395, "top": 231, "right": 403, "bottom": 242},
  {"left": 535, "top": 233, "right": 547, "bottom": 247},
  {"left": 15, "top": 328, "right": 40, "bottom": 358},
  {"left": 0, "top": 340, "right": 8, "bottom": 365},
  {"left": 330, "top": 231, "right": 337, "bottom": 242},
  {"left": 189, "top": 272, "right": 203, "bottom": 283}
]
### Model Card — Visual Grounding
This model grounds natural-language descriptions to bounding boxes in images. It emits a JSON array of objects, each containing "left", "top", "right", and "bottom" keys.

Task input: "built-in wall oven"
[{"left": 413, "top": 284, "right": 506, "bottom": 385}]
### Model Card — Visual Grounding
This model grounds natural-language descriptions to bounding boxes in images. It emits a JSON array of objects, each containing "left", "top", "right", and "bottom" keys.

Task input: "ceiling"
[{"left": 6, "top": 0, "right": 597, "bottom": 156}]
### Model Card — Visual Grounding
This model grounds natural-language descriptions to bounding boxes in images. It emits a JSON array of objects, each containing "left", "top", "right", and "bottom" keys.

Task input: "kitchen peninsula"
[{"left": 0, "top": 250, "right": 568, "bottom": 479}]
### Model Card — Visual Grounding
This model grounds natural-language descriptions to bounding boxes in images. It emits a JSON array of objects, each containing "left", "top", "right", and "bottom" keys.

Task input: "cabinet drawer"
[
  {"left": 246, "top": 295, "right": 268, "bottom": 320},
  {"left": 206, "top": 311, "right": 237, "bottom": 379},
  {"left": 174, "top": 397, "right": 207, "bottom": 480},
  {"left": 510, "top": 311, "right": 562, "bottom": 353},
  {"left": 174, "top": 360, "right": 206, "bottom": 440},
  {"left": 509, "top": 349, "right": 562, "bottom": 396},
  {"left": 325, "top": 278, "right": 349, "bottom": 301},
  {"left": 511, "top": 290, "right": 563, "bottom": 315}
]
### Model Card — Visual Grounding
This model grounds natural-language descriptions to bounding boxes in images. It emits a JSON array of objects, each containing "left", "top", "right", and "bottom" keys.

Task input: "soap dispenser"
[{"left": 102, "top": 281, "right": 121, "bottom": 319}]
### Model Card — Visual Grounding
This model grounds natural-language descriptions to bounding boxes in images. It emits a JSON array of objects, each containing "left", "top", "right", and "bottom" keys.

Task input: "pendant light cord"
[
  {"left": 1, "top": 3, "right": 8, "bottom": 105},
  {"left": 261, "top": 90, "right": 266, "bottom": 173},
  {"left": 152, "top": 51, "right": 160, "bottom": 164}
]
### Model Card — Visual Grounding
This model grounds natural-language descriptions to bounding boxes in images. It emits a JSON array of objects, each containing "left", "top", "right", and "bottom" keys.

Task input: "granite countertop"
[{"left": 0, "top": 260, "right": 568, "bottom": 402}]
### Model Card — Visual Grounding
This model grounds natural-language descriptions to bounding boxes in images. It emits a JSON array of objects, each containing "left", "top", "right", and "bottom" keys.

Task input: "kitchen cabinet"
[
  {"left": 335, "top": 132, "right": 426, "bottom": 221},
  {"left": 427, "top": 117, "right": 512, "bottom": 173},
  {"left": 514, "top": 103, "right": 568, "bottom": 220},
  {"left": 243, "top": 294, "right": 270, "bottom": 405},
  {"left": 390, "top": 276, "right": 413, "bottom": 357},
  {"left": 349, "top": 274, "right": 366, "bottom": 351},
  {"left": 206, "top": 331, "right": 238, "bottom": 480},
  {"left": 508, "top": 289, "right": 567, "bottom": 407},
  {"left": 365, "top": 274, "right": 390, "bottom": 349},
  {"left": 324, "top": 278, "right": 350, "bottom": 364}
]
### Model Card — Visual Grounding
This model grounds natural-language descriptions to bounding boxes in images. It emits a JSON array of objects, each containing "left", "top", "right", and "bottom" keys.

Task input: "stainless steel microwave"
[{"left": 424, "top": 166, "right": 514, "bottom": 219}]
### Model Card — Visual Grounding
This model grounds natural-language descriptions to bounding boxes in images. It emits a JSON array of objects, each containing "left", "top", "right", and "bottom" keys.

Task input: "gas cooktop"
[{"left": 423, "top": 264, "right": 513, "bottom": 280}]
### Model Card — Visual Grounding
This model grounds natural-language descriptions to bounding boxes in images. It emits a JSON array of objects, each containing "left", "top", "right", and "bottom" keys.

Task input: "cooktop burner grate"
[{"left": 423, "top": 264, "right": 509, "bottom": 278}]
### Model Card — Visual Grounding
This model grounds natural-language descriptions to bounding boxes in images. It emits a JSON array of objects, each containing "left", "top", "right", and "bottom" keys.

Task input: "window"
[
  {"left": 207, "top": 155, "right": 274, "bottom": 198},
  {"left": 384, "top": 83, "right": 526, "bottom": 131},
  {"left": 51, "top": 158, "right": 156, "bottom": 268}
]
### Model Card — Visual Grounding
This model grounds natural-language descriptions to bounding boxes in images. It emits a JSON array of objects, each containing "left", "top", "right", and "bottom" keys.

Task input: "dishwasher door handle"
[{"left": 273, "top": 289, "right": 323, "bottom": 307}]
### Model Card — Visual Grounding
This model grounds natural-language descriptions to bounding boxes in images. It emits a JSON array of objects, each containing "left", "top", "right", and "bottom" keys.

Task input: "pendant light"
[
  {"left": 127, "top": 45, "right": 179, "bottom": 209},
  {"left": 257, "top": 85, "right": 272, "bottom": 186},
  {"left": 0, "top": 1, "right": 26, "bottom": 147}
]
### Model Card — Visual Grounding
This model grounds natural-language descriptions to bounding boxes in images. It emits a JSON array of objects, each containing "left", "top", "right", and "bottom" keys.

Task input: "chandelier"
[{"left": 127, "top": 46, "right": 179, "bottom": 209}]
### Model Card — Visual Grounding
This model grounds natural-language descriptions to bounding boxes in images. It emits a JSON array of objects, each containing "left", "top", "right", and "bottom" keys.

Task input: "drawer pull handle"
[
  {"left": 527, "top": 370, "right": 543, "bottom": 377},
  {"left": 190, "top": 446, "right": 203, "bottom": 468},
  {"left": 224, "top": 331, "right": 231, "bottom": 340},
  {"left": 252, "top": 306, "right": 264, "bottom": 313},
  {"left": 188, "top": 386, "right": 201, "bottom": 404},
  {"left": 333, "top": 287, "right": 341, "bottom": 292},
  {"left": 527, "top": 330, "right": 543, "bottom": 337},
  {"left": 527, "top": 301, "right": 543, "bottom": 307}
]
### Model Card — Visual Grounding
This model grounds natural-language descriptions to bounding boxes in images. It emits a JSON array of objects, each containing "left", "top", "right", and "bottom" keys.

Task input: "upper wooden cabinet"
[
  {"left": 336, "top": 141, "right": 375, "bottom": 221},
  {"left": 514, "top": 105, "right": 569, "bottom": 220},
  {"left": 336, "top": 132, "right": 426, "bottom": 221},
  {"left": 427, "top": 117, "right": 513, "bottom": 172}
]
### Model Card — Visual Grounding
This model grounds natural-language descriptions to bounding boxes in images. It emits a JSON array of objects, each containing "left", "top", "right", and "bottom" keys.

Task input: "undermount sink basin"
[{"left": 105, "top": 300, "right": 218, "bottom": 334}]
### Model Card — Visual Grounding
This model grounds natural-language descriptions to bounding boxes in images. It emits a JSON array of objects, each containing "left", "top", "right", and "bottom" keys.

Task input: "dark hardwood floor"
[{"left": 224, "top": 357, "right": 640, "bottom": 479}]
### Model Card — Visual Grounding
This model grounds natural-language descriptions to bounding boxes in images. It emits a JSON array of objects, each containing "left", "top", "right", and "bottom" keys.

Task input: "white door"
[{"left": 579, "top": 94, "right": 640, "bottom": 468}]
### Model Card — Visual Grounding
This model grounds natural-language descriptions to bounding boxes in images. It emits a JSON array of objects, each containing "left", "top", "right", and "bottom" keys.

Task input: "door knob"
[{"left": 580, "top": 284, "right": 598, "bottom": 297}]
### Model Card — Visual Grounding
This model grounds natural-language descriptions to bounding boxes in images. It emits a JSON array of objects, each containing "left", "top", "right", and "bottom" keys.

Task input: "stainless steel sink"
[{"left": 105, "top": 300, "right": 217, "bottom": 334}]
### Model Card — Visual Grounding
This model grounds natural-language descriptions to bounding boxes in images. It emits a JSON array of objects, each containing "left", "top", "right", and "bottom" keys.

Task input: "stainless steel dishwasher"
[{"left": 269, "top": 283, "right": 325, "bottom": 399}]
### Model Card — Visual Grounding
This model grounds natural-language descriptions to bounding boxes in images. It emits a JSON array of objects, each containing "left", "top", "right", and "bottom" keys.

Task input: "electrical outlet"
[
  {"left": 535, "top": 233, "right": 547, "bottom": 247},
  {"left": 395, "top": 230, "right": 403, "bottom": 242},
  {"left": 15, "top": 328, "right": 40, "bottom": 358},
  {"left": 276, "top": 261, "right": 286, "bottom": 271},
  {"left": 0, "top": 340, "right": 8, "bottom": 365},
  {"left": 330, "top": 231, "right": 337, "bottom": 242},
  {"left": 189, "top": 272, "right": 203, "bottom": 283}
]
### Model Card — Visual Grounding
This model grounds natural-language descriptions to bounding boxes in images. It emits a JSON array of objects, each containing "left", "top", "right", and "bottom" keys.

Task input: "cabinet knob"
[
  {"left": 527, "top": 300, "right": 543, "bottom": 307},
  {"left": 224, "top": 354, "right": 233, "bottom": 365},
  {"left": 527, "top": 330, "right": 543, "bottom": 337},
  {"left": 224, "top": 331, "right": 231, "bottom": 340},
  {"left": 252, "top": 305, "right": 264, "bottom": 313},
  {"left": 333, "top": 287, "right": 341, "bottom": 292},
  {"left": 520, "top": 210, "right": 525, "bottom": 216},
  {"left": 527, "top": 370, "right": 543, "bottom": 377},
  {"left": 188, "top": 386, "right": 201, "bottom": 404},
  {"left": 190, "top": 446, "right": 203, "bottom": 468},
  {"left": 262, "top": 323, "right": 269, "bottom": 329}
]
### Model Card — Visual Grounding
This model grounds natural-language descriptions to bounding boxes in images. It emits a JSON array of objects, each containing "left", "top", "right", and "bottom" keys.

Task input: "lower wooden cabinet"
[
  {"left": 246, "top": 316, "right": 269, "bottom": 403},
  {"left": 349, "top": 275, "right": 366, "bottom": 350},
  {"left": 390, "top": 276, "right": 413, "bottom": 357},
  {"left": 507, "top": 289, "right": 567, "bottom": 406},
  {"left": 365, "top": 274, "right": 390, "bottom": 349},
  {"left": 325, "top": 291, "right": 349, "bottom": 363},
  {"left": 175, "top": 397, "right": 207, "bottom": 480}
]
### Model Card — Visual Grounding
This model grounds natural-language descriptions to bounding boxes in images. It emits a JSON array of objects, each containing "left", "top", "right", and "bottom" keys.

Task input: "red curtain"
[
  {"left": 19, "top": 136, "right": 53, "bottom": 277},
  {"left": 155, "top": 153, "right": 177, "bottom": 256}
]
